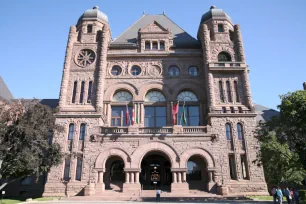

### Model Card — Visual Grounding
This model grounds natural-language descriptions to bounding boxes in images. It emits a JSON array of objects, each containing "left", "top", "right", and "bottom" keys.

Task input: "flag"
[
  {"left": 172, "top": 102, "right": 179, "bottom": 125},
  {"left": 125, "top": 104, "right": 129, "bottom": 125},
  {"left": 182, "top": 101, "right": 187, "bottom": 125},
  {"left": 132, "top": 105, "right": 135, "bottom": 125},
  {"left": 136, "top": 103, "right": 140, "bottom": 124}
]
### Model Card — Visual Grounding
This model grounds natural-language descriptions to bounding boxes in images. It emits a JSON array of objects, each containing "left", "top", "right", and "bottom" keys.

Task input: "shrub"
[{"left": 299, "top": 190, "right": 306, "bottom": 200}]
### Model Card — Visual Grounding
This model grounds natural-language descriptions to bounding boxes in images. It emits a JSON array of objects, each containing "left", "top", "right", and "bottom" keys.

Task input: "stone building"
[{"left": 42, "top": 6, "right": 269, "bottom": 197}]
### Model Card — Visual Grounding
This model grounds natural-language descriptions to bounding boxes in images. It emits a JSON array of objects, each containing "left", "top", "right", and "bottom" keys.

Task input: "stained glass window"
[
  {"left": 145, "top": 91, "right": 166, "bottom": 102},
  {"left": 113, "top": 91, "right": 133, "bottom": 102},
  {"left": 177, "top": 91, "right": 198, "bottom": 102}
]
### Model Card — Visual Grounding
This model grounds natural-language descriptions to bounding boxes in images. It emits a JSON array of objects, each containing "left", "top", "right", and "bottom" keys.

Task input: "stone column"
[
  {"left": 59, "top": 26, "right": 77, "bottom": 109},
  {"left": 141, "top": 103, "right": 144, "bottom": 126},
  {"left": 125, "top": 172, "right": 130, "bottom": 184},
  {"left": 172, "top": 172, "right": 177, "bottom": 183},
  {"left": 242, "top": 68, "right": 252, "bottom": 109},
  {"left": 202, "top": 24, "right": 211, "bottom": 62},
  {"left": 98, "top": 171, "right": 104, "bottom": 183},
  {"left": 84, "top": 81, "right": 89, "bottom": 104},
  {"left": 234, "top": 24, "right": 245, "bottom": 62},
  {"left": 130, "top": 172, "right": 134, "bottom": 184},
  {"left": 135, "top": 172, "right": 140, "bottom": 184},
  {"left": 177, "top": 172, "right": 182, "bottom": 183},
  {"left": 96, "top": 24, "right": 110, "bottom": 113},
  {"left": 183, "top": 172, "right": 187, "bottom": 183}
]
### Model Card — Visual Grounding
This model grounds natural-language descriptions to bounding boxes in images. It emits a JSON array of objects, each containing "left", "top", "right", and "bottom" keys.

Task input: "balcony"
[
  {"left": 100, "top": 126, "right": 209, "bottom": 136},
  {"left": 208, "top": 62, "right": 246, "bottom": 71}
]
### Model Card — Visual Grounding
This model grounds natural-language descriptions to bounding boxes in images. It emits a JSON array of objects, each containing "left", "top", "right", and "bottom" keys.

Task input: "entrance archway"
[
  {"left": 104, "top": 156, "right": 125, "bottom": 192},
  {"left": 140, "top": 151, "right": 172, "bottom": 191},
  {"left": 186, "top": 155, "right": 208, "bottom": 191}
]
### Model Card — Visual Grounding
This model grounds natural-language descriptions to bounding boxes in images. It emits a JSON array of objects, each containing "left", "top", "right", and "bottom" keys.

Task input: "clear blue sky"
[{"left": 1, "top": 0, "right": 305, "bottom": 109}]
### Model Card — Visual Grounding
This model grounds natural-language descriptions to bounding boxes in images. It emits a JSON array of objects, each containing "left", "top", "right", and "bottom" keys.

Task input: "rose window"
[{"left": 76, "top": 49, "right": 96, "bottom": 67}]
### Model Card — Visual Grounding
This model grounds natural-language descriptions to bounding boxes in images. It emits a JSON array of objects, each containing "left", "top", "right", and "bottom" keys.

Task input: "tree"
[
  {"left": 0, "top": 100, "right": 63, "bottom": 188},
  {"left": 255, "top": 90, "right": 306, "bottom": 186}
]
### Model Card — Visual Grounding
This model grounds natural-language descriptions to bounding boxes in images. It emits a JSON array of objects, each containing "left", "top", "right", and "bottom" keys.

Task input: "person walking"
[
  {"left": 293, "top": 188, "right": 299, "bottom": 204},
  {"left": 272, "top": 186, "right": 277, "bottom": 204},
  {"left": 156, "top": 189, "right": 161, "bottom": 202},
  {"left": 276, "top": 186, "right": 283, "bottom": 204},
  {"left": 284, "top": 187, "right": 291, "bottom": 204}
]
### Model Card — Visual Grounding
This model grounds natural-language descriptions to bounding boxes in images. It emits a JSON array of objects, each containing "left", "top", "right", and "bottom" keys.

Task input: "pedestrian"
[
  {"left": 272, "top": 186, "right": 277, "bottom": 204},
  {"left": 284, "top": 187, "right": 291, "bottom": 204},
  {"left": 293, "top": 188, "right": 299, "bottom": 204},
  {"left": 289, "top": 188, "right": 294, "bottom": 204},
  {"left": 276, "top": 186, "right": 283, "bottom": 204},
  {"left": 156, "top": 189, "right": 161, "bottom": 202}
]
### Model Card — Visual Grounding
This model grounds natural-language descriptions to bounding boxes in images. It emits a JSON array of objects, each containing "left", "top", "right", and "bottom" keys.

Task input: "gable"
[{"left": 141, "top": 21, "right": 169, "bottom": 33}]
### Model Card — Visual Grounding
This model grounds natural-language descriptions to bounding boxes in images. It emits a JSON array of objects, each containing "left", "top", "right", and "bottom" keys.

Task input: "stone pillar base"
[
  {"left": 84, "top": 183, "right": 96, "bottom": 196},
  {"left": 207, "top": 182, "right": 216, "bottom": 193},
  {"left": 123, "top": 183, "right": 141, "bottom": 193},
  {"left": 94, "top": 183, "right": 105, "bottom": 194},
  {"left": 219, "top": 185, "right": 229, "bottom": 196},
  {"left": 171, "top": 183, "right": 189, "bottom": 193}
]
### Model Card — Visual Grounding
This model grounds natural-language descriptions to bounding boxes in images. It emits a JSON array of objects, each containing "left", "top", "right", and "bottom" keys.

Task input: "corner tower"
[{"left": 197, "top": 6, "right": 267, "bottom": 194}]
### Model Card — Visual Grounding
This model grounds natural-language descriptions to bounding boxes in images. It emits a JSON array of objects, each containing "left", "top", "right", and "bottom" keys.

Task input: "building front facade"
[{"left": 44, "top": 6, "right": 268, "bottom": 197}]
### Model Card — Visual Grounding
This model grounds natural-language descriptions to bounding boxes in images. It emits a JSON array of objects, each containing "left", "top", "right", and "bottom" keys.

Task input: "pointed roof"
[
  {"left": 111, "top": 14, "right": 201, "bottom": 48},
  {"left": 0, "top": 76, "right": 13, "bottom": 101}
]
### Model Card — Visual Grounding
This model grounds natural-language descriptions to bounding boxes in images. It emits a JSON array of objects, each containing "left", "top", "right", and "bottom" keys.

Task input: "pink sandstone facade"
[{"left": 43, "top": 6, "right": 268, "bottom": 197}]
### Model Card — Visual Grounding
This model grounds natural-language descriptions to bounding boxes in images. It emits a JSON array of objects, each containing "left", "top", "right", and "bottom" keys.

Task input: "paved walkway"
[{"left": 24, "top": 200, "right": 273, "bottom": 204}]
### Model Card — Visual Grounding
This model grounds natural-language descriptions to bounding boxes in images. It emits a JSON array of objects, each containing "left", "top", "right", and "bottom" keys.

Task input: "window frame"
[
  {"left": 111, "top": 105, "right": 133, "bottom": 127},
  {"left": 75, "top": 157, "right": 83, "bottom": 181},
  {"left": 72, "top": 81, "right": 77, "bottom": 103},
  {"left": 79, "top": 123, "right": 86, "bottom": 140},
  {"left": 188, "top": 66, "right": 198, "bottom": 76},
  {"left": 218, "top": 24, "right": 224, "bottom": 32},
  {"left": 130, "top": 65, "right": 141, "bottom": 76},
  {"left": 79, "top": 81, "right": 85, "bottom": 103},
  {"left": 87, "top": 81, "right": 93, "bottom": 103},
  {"left": 144, "top": 105, "right": 167, "bottom": 127},
  {"left": 234, "top": 81, "right": 240, "bottom": 102},
  {"left": 219, "top": 81, "right": 225, "bottom": 103},
  {"left": 226, "top": 81, "right": 232, "bottom": 102},
  {"left": 152, "top": 41, "right": 158, "bottom": 50},
  {"left": 145, "top": 41, "right": 151, "bottom": 50},
  {"left": 160, "top": 41, "right": 165, "bottom": 50},
  {"left": 63, "top": 158, "right": 71, "bottom": 181},
  {"left": 68, "top": 123, "right": 75, "bottom": 140},
  {"left": 168, "top": 66, "right": 180, "bottom": 77},
  {"left": 111, "top": 65, "right": 122, "bottom": 76}
]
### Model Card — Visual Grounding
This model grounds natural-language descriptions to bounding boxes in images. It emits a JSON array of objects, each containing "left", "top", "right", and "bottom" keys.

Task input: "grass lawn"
[
  {"left": 0, "top": 197, "right": 56, "bottom": 204},
  {"left": 247, "top": 196, "right": 306, "bottom": 204},
  {"left": 0, "top": 199, "right": 24, "bottom": 204}
]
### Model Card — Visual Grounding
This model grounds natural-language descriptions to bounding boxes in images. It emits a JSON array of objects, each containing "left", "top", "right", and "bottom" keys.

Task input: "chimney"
[{"left": 303, "top": 82, "right": 306, "bottom": 90}]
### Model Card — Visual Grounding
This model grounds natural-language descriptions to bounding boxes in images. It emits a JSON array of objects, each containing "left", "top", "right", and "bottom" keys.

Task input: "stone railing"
[
  {"left": 183, "top": 126, "right": 207, "bottom": 134},
  {"left": 209, "top": 62, "right": 246, "bottom": 69},
  {"left": 100, "top": 126, "right": 209, "bottom": 135},
  {"left": 139, "top": 127, "right": 173, "bottom": 134}
]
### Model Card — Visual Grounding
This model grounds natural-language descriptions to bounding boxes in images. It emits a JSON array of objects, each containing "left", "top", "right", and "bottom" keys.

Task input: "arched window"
[
  {"left": 112, "top": 91, "right": 133, "bottom": 102},
  {"left": 226, "top": 81, "right": 232, "bottom": 102},
  {"left": 219, "top": 81, "right": 224, "bottom": 102},
  {"left": 234, "top": 81, "right": 240, "bottom": 102},
  {"left": 79, "top": 81, "right": 85, "bottom": 103},
  {"left": 237, "top": 123, "right": 244, "bottom": 140},
  {"left": 187, "top": 160, "right": 201, "bottom": 180},
  {"left": 79, "top": 123, "right": 86, "bottom": 140},
  {"left": 68, "top": 124, "right": 74, "bottom": 140},
  {"left": 177, "top": 91, "right": 198, "bottom": 102},
  {"left": 145, "top": 91, "right": 166, "bottom": 102},
  {"left": 87, "top": 81, "right": 93, "bottom": 103},
  {"left": 168, "top": 66, "right": 180, "bottom": 76},
  {"left": 218, "top": 52, "right": 231, "bottom": 62},
  {"left": 225, "top": 123, "right": 232, "bottom": 141},
  {"left": 63, "top": 158, "right": 71, "bottom": 181},
  {"left": 177, "top": 91, "right": 199, "bottom": 126},
  {"left": 131, "top": 65, "right": 141, "bottom": 76},
  {"left": 72, "top": 81, "right": 77, "bottom": 103},
  {"left": 144, "top": 91, "right": 166, "bottom": 127}
]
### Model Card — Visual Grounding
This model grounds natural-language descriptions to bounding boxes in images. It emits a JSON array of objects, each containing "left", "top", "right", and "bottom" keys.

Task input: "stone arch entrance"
[
  {"left": 140, "top": 151, "right": 172, "bottom": 191},
  {"left": 104, "top": 156, "right": 125, "bottom": 191}
]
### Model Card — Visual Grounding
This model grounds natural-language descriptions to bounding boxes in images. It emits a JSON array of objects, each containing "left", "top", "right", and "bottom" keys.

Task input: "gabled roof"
[
  {"left": 0, "top": 76, "right": 13, "bottom": 101},
  {"left": 254, "top": 104, "right": 279, "bottom": 123},
  {"left": 111, "top": 14, "right": 201, "bottom": 49}
]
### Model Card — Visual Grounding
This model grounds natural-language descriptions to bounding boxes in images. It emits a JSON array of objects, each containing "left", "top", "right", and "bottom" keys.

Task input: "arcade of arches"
[{"left": 94, "top": 144, "right": 216, "bottom": 193}]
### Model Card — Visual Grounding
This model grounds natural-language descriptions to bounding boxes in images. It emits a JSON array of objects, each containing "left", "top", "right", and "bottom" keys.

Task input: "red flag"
[
  {"left": 172, "top": 103, "right": 179, "bottom": 125},
  {"left": 132, "top": 106, "right": 135, "bottom": 125},
  {"left": 125, "top": 105, "right": 129, "bottom": 125}
]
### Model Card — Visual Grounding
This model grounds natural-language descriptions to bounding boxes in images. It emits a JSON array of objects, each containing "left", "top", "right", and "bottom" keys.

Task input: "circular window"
[
  {"left": 131, "top": 66, "right": 141, "bottom": 76},
  {"left": 76, "top": 49, "right": 96, "bottom": 67},
  {"left": 188, "top": 66, "right": 198, "bottom": 76},
  {"left": 168, "top": 66, "right": 180, "bottom": 76},
  {"left": 111, "top": 66, "right": 122, "bottom": 76}
]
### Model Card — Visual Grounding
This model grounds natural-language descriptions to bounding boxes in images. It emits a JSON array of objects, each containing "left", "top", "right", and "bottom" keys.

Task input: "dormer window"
[
  {"left": 160, "top": 41, "right": 165, "bottom": 50},
  {"left": 145, "top": 41, "right": 150, "bottom": 50},
  {"left": 152, "top": 42, "right": 158, "bottom": 50},
  {"left": 218, "top": 24, "right": 224, "bottom": 32},
  {"left": 87, "top": 24, "right": 93, "bottom": 33}
]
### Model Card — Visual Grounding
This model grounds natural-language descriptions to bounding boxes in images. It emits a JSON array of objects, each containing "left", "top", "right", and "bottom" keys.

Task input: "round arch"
[
  {"left": 138, "top": 82, "right": 171, "bottom": 101},
  {"left": 180, "top": 148, "right": 215, "bottom": 168},
  {"left": 104, "top": 83, "right": 137, "bottom": 101},
  {"left": 95, "top": 148, "right": 131, "bottom": 169},
  {"left": 171, "top": 82, "right": 205, "bottom": 101},
  {"left": 131, "top": 142, "right": 179, "bottom": 168}
]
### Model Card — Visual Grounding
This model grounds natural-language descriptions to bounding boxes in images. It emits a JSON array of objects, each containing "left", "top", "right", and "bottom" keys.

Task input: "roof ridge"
[{"left": 112, "top": 14, "right": 146, "bottom": 41}]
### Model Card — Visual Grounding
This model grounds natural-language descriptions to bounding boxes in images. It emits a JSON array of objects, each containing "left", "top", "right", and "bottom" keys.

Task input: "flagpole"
[
  {"left": 177, "top": 100, "right": 179, "bottom": 125},
  {"left": 171, "top": 102, "right": 173, "bottom": 125}
]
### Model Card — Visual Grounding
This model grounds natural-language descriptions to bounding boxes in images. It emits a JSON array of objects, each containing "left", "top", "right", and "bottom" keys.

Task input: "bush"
[{"left": 300, "top": 190, "right": 306, "bottom": 200}]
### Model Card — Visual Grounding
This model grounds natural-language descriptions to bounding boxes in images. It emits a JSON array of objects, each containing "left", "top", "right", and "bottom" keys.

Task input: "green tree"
[
  {"left": 0, "top": 100, "right": 63, "bottom": 189},
  {"left": 256, "top": 90, "right": 306, "bottom": 186}
]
